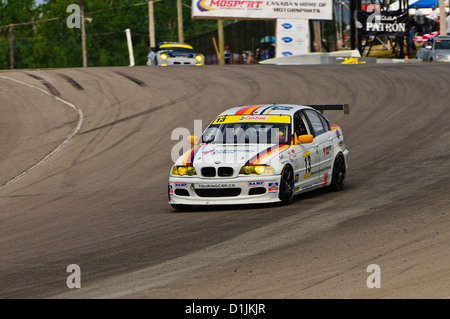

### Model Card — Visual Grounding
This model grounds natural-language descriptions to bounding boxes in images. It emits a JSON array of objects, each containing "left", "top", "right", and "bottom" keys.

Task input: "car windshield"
[
  {"left": 435, "top": 40, "right": 450, "bottom": 50},
  {"left": 158, "top": 44, "right": 194, "bottom": 53},
  {"left": 202, "top": 122, "right": 291, "bottom": 145}
]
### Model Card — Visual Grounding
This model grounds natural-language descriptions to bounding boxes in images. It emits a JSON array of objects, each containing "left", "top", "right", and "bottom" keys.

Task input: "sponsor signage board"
[
  {"left": 357, "top": 10, "right": 409, "bottom": 36},
  {"left": 276, "top": 18, "right": 310, "bottom": 57},
  {"left": 192, "top": 0, "right": 333, "bottom": 20}
]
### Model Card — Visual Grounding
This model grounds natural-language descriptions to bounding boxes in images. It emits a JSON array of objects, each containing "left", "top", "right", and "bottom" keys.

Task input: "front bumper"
[
  {"left": 158, "top": 57, "right": 203, "bottom": 66},
  {"left": 168, "top": 175, "right": 282, "bottom": 205}
]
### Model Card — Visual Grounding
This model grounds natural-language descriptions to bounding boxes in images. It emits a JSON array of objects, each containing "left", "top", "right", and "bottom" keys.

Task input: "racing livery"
[
  {"left": 169, "top": 104, "right": 349, "bottom": 209},
  {"left": 147, "top": 42, "right": 204, "bottom": 66}
]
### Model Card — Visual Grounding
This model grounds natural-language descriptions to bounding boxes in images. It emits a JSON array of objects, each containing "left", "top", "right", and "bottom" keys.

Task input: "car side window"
[
  {"left": 304, "top": 110, "right": 326, "bottom": 136},
  {"left": 294, "top": 112, "right": 309, "bottom": 138},
  {"left": 319, "top": 113, "right": 330, "bottom": 132}
]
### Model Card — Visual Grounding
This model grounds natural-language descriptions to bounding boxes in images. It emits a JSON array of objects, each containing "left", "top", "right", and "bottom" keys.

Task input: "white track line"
[{"left": 0, "top": 74, "right": 84, "bottom": 191}]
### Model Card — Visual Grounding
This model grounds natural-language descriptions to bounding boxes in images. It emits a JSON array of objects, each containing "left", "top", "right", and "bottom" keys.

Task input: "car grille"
[
  {"left": 195, "top": 188, "right": 242, "bottom": 197},
  {"left": 201, "top": 167, "right": 234, "bottom": 177},
  {"left": 218, "top": 167, "right": 234, "bottom": 177},
  {"left": 201, "top": 167, "right": 216, "bottom": 177},
  {"left": 174, "top": 189, "right": 190, "bottom": 196},
  {"left": 249, "top": 187, "right": 266, "bottom": 195}
]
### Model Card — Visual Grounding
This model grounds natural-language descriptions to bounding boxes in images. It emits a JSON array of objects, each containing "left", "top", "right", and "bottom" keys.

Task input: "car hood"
[
  {"left": 432, "top": 49, "right": 450, "bottom": 55},
  {"left": 176, "top": 143, "right": 289, "bottom": 168}
]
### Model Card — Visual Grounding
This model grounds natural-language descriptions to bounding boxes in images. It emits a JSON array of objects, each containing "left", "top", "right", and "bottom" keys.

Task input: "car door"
[
  {"left": 317, "top": 112, "right": 335, "bottom": 186},
  {"left": 303, "top": 109, "right": 334, "bottom": 187},
  {"left": 290, "top": 111, "right": 320, "bottom": 192}
]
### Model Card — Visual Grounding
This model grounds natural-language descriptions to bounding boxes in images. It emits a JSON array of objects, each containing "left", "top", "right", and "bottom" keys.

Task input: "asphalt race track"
[{"left": 0, "top": 64, "right": 449, "bottom": 299}]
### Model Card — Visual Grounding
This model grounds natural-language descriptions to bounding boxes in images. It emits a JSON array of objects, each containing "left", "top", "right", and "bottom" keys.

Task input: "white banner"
[
  {"left": 276, "top": 19, "right": 310, "bottom": 57},
  {"left": 192, "top": 0, "right": 333, "bottom": 20}
]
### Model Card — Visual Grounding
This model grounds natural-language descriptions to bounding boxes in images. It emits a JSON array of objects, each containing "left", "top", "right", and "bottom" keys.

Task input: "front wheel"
[
  {"left": 279, "top": 165, "right": 295, "bottom": 205},
  {"left": 330, "top": 153, "right": 346, "bottom": 191}
]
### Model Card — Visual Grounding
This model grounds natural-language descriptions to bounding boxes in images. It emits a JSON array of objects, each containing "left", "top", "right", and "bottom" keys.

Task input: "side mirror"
[
  {"left": 188, "top": 135, "right": 199, "bottom": 145},
  {"left": 295, "top": 134, "right": 314, "bottom": 144}
]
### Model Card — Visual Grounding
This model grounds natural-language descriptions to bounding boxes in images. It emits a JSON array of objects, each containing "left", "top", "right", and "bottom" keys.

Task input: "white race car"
[
  {"left": 169, "top": 104, "right": 349, "bottom": 209},
  {"left": 147, "top": 42, "right": 204, "bottom": 66}
]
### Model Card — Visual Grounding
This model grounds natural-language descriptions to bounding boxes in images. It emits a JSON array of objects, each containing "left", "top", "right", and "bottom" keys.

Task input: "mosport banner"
[
  {"left": 357, "top": 10, "right": 409, "bottom": 36},
  {"left": 192, "top": 0, "right": 333, "bottom": 20}
]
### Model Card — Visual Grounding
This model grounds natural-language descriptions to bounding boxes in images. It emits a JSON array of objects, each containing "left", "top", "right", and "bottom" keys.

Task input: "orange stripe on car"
[
  {"left": 330, "top": 123, "right": 340, "bottom": 131},
  {"left": 248, "top": 144, "right": 289, "bottom": 165},
  {"left": 235, "top": 104, "right": 266, "bottom": 115},
  {"left": 182, "top": 144, "right": 201, "bottom": 166}
]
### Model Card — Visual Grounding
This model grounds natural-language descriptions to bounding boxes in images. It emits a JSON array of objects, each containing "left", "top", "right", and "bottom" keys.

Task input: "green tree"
[
  {"left": 0, "top": 0, "right": 219, "bottom": 69},
  {"left": 0, "top": 0, "right": 40, "bottom": 69}
]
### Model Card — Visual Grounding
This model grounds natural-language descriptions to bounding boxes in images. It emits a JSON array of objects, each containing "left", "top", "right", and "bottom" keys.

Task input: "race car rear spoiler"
[{"left": 307, "top": 104, "right": 350, "bottom": 115}]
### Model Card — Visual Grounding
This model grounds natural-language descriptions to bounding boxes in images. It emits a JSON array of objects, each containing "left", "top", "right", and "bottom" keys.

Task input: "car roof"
[
  {"left": 434, "top": 36, "right": 450, "bottom": 40},
  {"left": 157, "top": 42, "right": 193, "bottom": 47},
  {"left": 217, "top": 104, "right": 315, "bottom": 117}
]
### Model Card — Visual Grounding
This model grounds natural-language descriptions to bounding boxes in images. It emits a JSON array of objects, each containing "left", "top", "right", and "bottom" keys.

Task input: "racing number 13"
[
  {"left": 303, "top": 151, "right": 312, "bottom": 178},
  {"left": 216, "top": 116, "right": 226, "bottom": 123},
  {"left": 305, "top": 156, "right": 311, "bottom": 173}
]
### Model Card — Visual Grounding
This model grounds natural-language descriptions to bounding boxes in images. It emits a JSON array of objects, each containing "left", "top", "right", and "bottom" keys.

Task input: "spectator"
[
  {"left": 428, "top": 6, "right": 439, "bottom": 32},
  {"left": 224, "top": 45, "right": 231, "bottom": 64},
  {"left": 246, "top": 51, "right": 254, "bottom": 64},
  {"left": 409, "top": 20, "right": 417, "bottom": 51},
  {"left": 241, "top": 51, "right": 247, "bottom": 64},
  {"left": 447, "top": 13, "right": 450, "bottom": 35},
  {"left": 255, "top": 48, "right": 261, "bottom": 62},
  {"left": 414, "top": 6, "right": 425, "bottom": 35}
]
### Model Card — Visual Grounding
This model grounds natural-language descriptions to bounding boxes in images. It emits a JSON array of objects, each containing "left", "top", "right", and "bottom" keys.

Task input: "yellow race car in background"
[{"left": 147, "top": 42, "right": 205, "bottom": 66}]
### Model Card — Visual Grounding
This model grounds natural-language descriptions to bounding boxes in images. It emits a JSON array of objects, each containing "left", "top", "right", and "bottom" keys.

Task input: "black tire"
[
  {"left": 279, "top": 165, "right": 295, "bottom": 205},
  {"left": 330, "top": 153, "right": 346, "bottom": 191}
]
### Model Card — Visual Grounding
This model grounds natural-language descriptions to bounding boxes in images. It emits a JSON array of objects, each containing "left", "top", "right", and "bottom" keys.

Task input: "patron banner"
[
  {"left": 357, "top": 10, "right": 410, "bottom": 36},
  {"left": 192, "top": 0, "right": 333, "bottom": 20}
]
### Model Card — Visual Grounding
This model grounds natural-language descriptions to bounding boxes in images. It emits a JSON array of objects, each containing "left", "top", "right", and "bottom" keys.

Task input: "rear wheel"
[
  {"left": 330, "top": 153, "right": 346, "bottom": 191},
  {"left": 279, "top": 165, "right": 295, "bottom": 205}
]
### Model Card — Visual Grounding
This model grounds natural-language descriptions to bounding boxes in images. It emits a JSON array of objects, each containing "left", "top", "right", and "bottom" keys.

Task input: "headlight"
[
  {"left": 160, "top": 53, "right": 168, "bottom": 60},
  {"left": 239, "top": 165, "right": 276, "bottom": 175},
  {"left": 195, "top": 55, "right": 203, "bottom": 62},
  {"left": 171, "top": 166, "right": 196, "bottom": 176}
]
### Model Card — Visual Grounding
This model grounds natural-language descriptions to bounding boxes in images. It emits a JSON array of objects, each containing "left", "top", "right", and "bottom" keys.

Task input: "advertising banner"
[
  {"left": 276, "top": 19, "right": 310, "bottom": 57},
  {"left": 357, "top": 10, "right": 410, "bottom": 36},
  {"left": 192, "top": 0, "right": 333, "bottom": 20}
]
